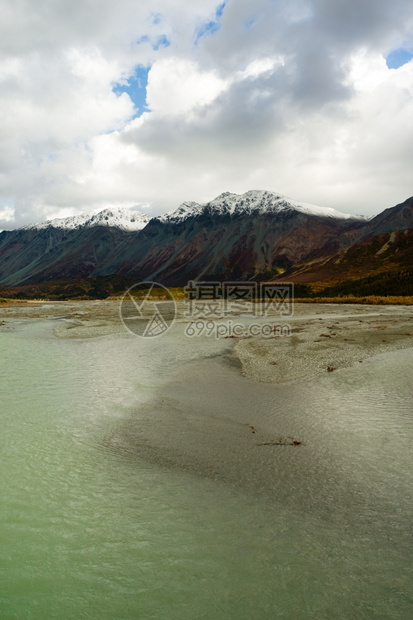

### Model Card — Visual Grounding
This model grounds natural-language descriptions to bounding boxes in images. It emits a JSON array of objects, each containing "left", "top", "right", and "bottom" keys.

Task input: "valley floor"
[{"left": 1, "top": 300, "right": 413, "bottom": 384}]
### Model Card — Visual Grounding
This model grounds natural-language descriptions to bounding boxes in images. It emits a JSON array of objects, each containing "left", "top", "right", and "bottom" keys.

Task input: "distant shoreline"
[{"left": 1, "top": 293, "right": 413, "bottom": 306}]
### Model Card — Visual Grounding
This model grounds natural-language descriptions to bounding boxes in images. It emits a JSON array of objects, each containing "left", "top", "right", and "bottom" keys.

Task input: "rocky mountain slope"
[
  {"left": 277, "top": 198, "right": 413, "bottom": 297},
  {"left": 0, "top": 191, "right": 363, "bottom": 287},
  {"left": 283, "top": 228, "right": 412, "bottom": 283},
  {"left": 304, "top": 196, "right": 413, "bottom": 260},
  {"left": 0, "top": 191, "right": 411, "bottom": 293}
]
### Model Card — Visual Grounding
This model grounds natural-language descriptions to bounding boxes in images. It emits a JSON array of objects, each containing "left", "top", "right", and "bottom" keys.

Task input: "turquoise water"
[{"left": 0, "top": 320, "right": 412, "bottom": 619}]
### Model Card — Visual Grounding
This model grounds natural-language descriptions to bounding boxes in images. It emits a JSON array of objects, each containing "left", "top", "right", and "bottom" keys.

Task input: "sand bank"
[
  {"left": 234, "top": 303, "right": 413, "bottom": 383},
  {"left": 2, "top": 299, "right": 412, "bottom": 507},
  {"left": 1, "top": 300, "right": 412, "bottom": 383}
]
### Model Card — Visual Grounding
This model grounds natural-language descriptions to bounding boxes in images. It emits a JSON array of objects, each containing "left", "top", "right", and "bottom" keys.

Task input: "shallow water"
[{"left": 0, "top": 320, "right": 412, "bottom": 619}]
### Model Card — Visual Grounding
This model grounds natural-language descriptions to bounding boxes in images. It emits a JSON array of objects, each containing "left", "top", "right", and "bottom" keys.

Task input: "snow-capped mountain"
[
  {"left": 159, "top": 190, "right": 364, "bottom": 223},
  {"left": 20, "top": 191, "right": 362, "bottom": 231},
  {"left": 158, "top": 201, "right": 204, "bottom": 224},
  {"left": 0, "top": 191, "right": 411, "bottom": 289},
  {"left": 24, "top": 207, "right": 150, "bottom": 232}
]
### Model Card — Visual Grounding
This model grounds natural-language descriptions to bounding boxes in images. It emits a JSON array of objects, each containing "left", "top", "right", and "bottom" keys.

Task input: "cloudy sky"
[{"left": 1, "top": 0, "right": 413, "bottom": 228}]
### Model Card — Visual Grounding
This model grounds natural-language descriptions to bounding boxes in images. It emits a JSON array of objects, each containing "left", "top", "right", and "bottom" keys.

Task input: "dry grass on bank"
[
  {"left": 294, "top": 295, "right": 413, "bottom": 305},
  {"left": 1, "top": 293, "right": 413, "bottom": 306}
]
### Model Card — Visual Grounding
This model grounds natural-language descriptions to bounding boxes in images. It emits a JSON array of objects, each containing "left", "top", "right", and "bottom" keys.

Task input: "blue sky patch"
[
  {"left": 136, "top": 34, "right": 150, "bottom": 45},
  {"left": 153, "top": 34, "right": 170, "bottom": 50},
  {"left": 113, "top": 66, "right": 150, "bottom": 116},
  {"left": 135, "top": 33, "right": 169, "bottom": 50},
  {"left": 194, "top": 1, "right": 227, "bottom": 44},
  {"left": 245, "top": 18, "right": 257, "bottom": 30},
  {"left": 386, "top": 48, "right": 413, "bottom": 69}
]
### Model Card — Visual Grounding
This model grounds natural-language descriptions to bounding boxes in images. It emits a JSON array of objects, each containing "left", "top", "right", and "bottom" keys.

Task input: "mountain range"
[{"left": 0, "top": 190, "right": 412, "bottom": 298}]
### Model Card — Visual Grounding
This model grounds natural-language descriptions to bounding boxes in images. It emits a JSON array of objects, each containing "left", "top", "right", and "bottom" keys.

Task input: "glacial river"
[{"left": 0, "top": 319, "right": 412, "bottom": 619}]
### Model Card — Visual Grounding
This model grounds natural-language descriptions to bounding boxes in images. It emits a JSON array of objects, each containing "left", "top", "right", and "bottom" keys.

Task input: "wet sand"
[
  {"left": 103, "top": 328, "right": 413, "bottom": 509},
  {"left": 234, "top": 303, "right": 413, "bottom": 383},
  {"left": 1, "top": 299, "right": 412, "bottom": 383},
  {"left": 2, "top": 299, "right": 413, "bottom": 505},
  {"left": 0, "top": 299, "right": 127, "bottom": 338}
]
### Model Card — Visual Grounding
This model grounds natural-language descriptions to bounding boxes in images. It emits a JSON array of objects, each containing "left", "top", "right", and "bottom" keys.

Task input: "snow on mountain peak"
[
  {"left": 159, "top": 190, "right": 363, "bottom": 222},
  {"left": 207, "top": 190, "right": 363, "bottom": 219},
  {"left": 158, "top": 201, "right": 203, "bottom": 223},
  {"left": 22, "top": 191, "right": 364, "bottom": 231},
  {"left": 24, "top": 207, "right": 150, "bottom": 231}
]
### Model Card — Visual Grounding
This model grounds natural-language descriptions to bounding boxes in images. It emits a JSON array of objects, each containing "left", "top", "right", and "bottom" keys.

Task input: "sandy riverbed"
[
  {"left": 1, "top": 300, "right": 412, "bottom": 384},
  {"left": 234, "top": 303, "right": 413, "bottom": 383},
  {"left": 2, "top": 299, "right": 413, "bottom": 506}
]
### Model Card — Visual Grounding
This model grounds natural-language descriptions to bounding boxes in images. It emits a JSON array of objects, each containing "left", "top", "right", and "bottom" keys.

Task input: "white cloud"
[
  {"left": 239, "top": 57, "right": 284, "bottom": 79},
  {"left": 1, "top": 0, "right": 413, "bottom": 227},
  {"left": 0, "top": 205, "right": 14, "bottom": 221},
  {"left": 346, "top": 48, "right": 393, "bottom": 92},
  {"left": 146, "top": 57, "right": 228, "bottom": 115}
]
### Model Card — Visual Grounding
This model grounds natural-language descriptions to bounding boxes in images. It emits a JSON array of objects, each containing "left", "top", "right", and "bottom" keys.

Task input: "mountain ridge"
[
  {"left": 8, "top": 190, "right": 365, "bottom": 234},
  {"left": 0, "top": 191, "right": 411, "bottom": 292},
  {"left": 158, "top": 190, "right": 365, "bottom": 224},
  {"left": 23, "top": 207, "right": 150, "bottom": 232}
]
